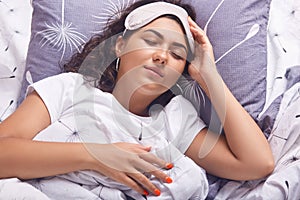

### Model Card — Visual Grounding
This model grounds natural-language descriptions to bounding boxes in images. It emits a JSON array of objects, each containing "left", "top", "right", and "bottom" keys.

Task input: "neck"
[{"left": 112, "top": 83, "right": 160, "bottom": 117}]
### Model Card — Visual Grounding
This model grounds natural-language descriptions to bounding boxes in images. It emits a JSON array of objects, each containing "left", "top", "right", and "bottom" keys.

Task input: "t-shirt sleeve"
[
  {"left": 26, "top": 73, "right": 82, "bottom": 123},
  {"left": 165, "top": 95, "right": 206, "bottom": 154}
]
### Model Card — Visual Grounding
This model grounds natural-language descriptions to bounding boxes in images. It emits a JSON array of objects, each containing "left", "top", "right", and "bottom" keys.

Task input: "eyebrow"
[{"left": 143, "top": 29, "right": 188, "bottom": 53}]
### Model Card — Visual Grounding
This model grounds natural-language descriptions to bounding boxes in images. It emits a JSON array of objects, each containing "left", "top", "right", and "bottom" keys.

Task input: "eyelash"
[
  {"left": 144, "top": 39, "right": 158, "bottom": 46},
  {"left": 170, "top": 51, "right": 184, "bottom": 60},
  {"left": 144, "top": 39, "right": 184, "bottom": 60}
]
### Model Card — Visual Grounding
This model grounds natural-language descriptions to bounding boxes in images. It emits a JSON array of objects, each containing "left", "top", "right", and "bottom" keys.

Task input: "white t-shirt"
[{"left": 28, "top": 72, "right": 206, "bottom": 156}]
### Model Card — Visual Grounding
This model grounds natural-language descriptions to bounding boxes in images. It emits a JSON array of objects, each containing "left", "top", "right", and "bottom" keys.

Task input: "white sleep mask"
[{"left": 124, "top": 2, "right": 195, "bottom": 54}]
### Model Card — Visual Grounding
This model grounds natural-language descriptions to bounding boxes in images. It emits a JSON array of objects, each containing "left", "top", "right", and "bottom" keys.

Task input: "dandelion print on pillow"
[{"left": 19, "top": 0, "right": 137, "bottom": 104}]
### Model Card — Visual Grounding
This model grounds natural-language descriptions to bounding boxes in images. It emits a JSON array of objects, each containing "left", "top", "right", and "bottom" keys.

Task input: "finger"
[
  {"left": 130, "top": 145, "right": 173, "bottom": 170},
  {"left": 187, "top": 17, "right": 210, "bottom": 45},
  {"left": 127, "top": 144, "right": 152, "bottom": 154},
  {"left": 188, "top": 16, "right": 204, "bottom": 31},
  {"left": 128, "top": 172, "right": 161, "bottom": 196},
  {"left": 190, "top": 26, "right": 210, "bottom": 45},
  {"left": 112, "top": 172, "right": 149, "bottom": 196},
  {"left": 133, "top": 156, "right": 173, "bottom": 184},
  {"left": 114, "top": 142, "right": 152, "bottom": 152},
  {"left": 149, "top": 168, "right": 173, "bottom": 184},
  {"left": 96, "top": 163, "right": 148, "bottom": 196},
  {"left": 139, "top": 152, "right": 172, "bottom": 170}
]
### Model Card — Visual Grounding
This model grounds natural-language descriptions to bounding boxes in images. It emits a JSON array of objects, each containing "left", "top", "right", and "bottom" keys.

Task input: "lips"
[{"left": 144, "top": 65, "right": 165, "bottom": 77}]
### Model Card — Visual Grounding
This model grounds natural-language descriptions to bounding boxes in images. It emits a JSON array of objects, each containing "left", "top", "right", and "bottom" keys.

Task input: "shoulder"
[
  {"left": 28, "top": 72, "right": 84, "bottom": 88},
  {"left": 42, "top": 72, "right": 84, "bottom": 83},
  {"left": 26, "top": 72, "right": 88, "bottom": 107},
  {"left": 162, "top": 95, "right": 206, "bottom": 153},
  {"left": 33, "top": 73, "right": 88, "bottom": 91},
  {"left": 162, "top": 95, "right": 202, "bottom": 125},
  {"left": 165, "top": 95, "right": 198, "bottom": 114}
]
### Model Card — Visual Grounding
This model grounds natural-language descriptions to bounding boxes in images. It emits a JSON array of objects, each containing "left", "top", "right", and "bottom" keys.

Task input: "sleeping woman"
[{"left": 0, "top": 0, "right": 274, "bottom": 199}]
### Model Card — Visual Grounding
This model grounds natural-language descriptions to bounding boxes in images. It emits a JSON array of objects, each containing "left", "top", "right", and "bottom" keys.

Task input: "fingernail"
[
  {"left": 166, "top": 163, "right": 173, "bottom": 169},
  {"left": 154, "top": 189, "right": 161, "bottom": 196},
  {"left": 143, "top": 190, "right": 149, "bottom": 196},
  {"left": 165, "top": 176, "right": 173, "bottom": 184}
]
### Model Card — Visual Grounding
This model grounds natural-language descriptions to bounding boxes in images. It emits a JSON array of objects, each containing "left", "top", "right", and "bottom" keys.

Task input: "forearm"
[
  {"left": 221, "top": 86, "right": 270, "bottom": 161},
  {"left": 201, "top": 72, "right": 274, "bottom": 172},
  {"left": 0, "top": 137, "right": 94, "bottom": 179}
]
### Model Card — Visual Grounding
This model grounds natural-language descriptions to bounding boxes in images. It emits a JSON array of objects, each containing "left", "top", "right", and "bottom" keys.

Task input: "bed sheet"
[
  {"left": 0, "top": 0, "right": 300, "bottom": 199},
  {"left": 0, "top": 0, "right": 32, "bottom": 121},
  {"left": 2, "top": 0, "right": 298, "bottom": 127},
  {"left": 262, "top": 0, "right": 300, "bottom": 114},
  {"left": 1, "top": 1, "right": 299, "bottom": 131}
]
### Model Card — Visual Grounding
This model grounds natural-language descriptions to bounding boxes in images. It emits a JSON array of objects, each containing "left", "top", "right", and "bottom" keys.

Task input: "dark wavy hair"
[{"left": 64, "top": 0, "right": 196, "bottom": 107}]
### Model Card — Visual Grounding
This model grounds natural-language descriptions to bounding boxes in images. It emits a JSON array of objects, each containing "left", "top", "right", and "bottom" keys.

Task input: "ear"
[{"left": 115, "top": 36, "right": 126, "bottom": 57}]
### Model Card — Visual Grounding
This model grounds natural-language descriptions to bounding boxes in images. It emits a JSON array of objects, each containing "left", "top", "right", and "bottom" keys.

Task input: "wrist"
[
  {"left": 195, "top": 70, "right": 222, "bottom": 95},
  {"left": 78, "top": 143, "right": 100, "bottom": 171}
]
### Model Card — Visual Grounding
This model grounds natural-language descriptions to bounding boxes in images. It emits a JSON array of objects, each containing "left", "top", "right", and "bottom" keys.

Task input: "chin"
[{"left": 138, "top": 84, "right": 167, "bottom": 96}]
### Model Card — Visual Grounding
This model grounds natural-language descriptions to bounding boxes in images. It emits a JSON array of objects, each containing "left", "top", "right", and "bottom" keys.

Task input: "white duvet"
[{"left": 1, "top": 0, "right": 300, "bottom": 199}]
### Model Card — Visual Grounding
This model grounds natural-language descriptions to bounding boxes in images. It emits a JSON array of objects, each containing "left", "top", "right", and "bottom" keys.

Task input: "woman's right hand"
[
  {"left": 187, "top": 17, "right": 220, "bottom": 95},
  {"left": 86, "top": 142, "right": 173, "bottom": 196}
]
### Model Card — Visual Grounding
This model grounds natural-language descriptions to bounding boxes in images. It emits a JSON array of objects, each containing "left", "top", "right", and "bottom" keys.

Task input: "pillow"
[
  {"left": 18, "top": 0, "right": 137, "bottom": 104},
  {"left": 20, "top": 0, "right": 270, "bottom": 119},
  {"left": 180, "top": 0, "right": 270, "bottom": 127},
  {"left": 20, "top": 0, "right": 270, "bottom": 123}
]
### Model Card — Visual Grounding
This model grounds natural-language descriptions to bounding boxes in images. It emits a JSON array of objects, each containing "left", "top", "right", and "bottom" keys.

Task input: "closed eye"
[
  {"left": 144, "top": 39, "right": 159, "bottom": 46},
  {"left": 170, "top": 48, "right": 187, "bottom": 60},
  {"left": 170, "top": 51, "right": 184, "bottom": 60}
]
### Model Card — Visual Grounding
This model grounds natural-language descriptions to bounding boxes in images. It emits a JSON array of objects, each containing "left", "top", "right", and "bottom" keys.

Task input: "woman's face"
[{"left": 115, "top": 17, "right": 188, "bottom": 95}]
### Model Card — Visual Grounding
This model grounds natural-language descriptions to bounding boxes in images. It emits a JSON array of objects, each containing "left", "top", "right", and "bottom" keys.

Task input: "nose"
[{"left": 153, "top": 48, "right": 168, "bottom": 65}]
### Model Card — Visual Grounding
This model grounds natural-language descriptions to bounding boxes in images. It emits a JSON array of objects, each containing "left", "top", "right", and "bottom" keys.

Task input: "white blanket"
[
  {"left": 1, "top": 0, "right": 300, "bottom": 199},
  {"left": 215, "top": 81, "right": 300, "bottom": 200}
]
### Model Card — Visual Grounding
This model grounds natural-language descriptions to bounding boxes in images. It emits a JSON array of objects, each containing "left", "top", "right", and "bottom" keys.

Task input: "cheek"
[
  {"left": 117, "top": 50, "right": 150, "bottom": 81},
  {"left": 168, "top": 61, "right": 186, "bottom": 75},
  {"left": 122, "top": 37, "right": 149, "bottom": 58},
  {"left": 121, "top": 51, "right": 146, "bottom": 69},
  {"left": 165, "top": 62, "right": 186, "bottom": 84}
]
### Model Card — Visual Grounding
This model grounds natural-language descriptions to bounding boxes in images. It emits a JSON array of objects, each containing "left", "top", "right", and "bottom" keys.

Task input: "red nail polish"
[
  {"left": 165, "top": 176, "right": 173, "bottom": 183},
  {"left": 166, "top": 163, "right": 173, "bottom": 169},
  {"left": 154, "top": 189, "right": 161, "bottom": 196},
  {"left": 143, "top": 190, "right": 149, "bottom": 196}
]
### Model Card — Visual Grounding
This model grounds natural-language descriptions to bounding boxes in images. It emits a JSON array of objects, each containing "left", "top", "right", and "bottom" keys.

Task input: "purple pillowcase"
[
  {"left": 18, "top": 0, "right": 136, "bottom": 104},
  {"left": 20, "top": 0, "right": 270, "bottom": 123},
  {"left": 181, "top": 0, "right": 270, "bottom": 124}
]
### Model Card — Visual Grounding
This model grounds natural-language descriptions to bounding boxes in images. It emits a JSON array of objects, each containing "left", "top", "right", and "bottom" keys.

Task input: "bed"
[{"left": 0, "top": 0, "right": 300, "bottom": 199}]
